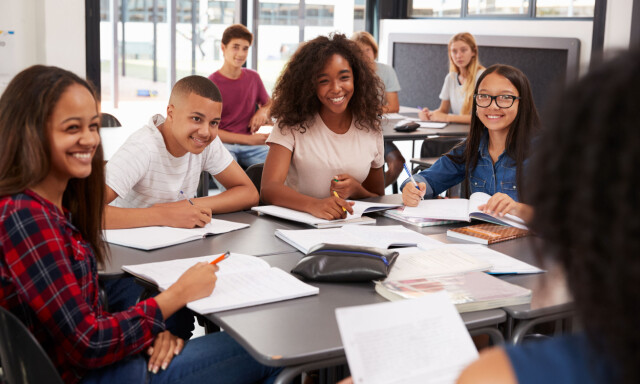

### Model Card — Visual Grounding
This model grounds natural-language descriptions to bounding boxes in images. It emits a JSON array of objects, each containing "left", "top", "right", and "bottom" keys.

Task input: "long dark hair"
[
  {"left": 449, "top": 64, "right": 539, "bottom": 200},
  {"left": 529, "top": 49, "right": 640, "bottom": 383},
  {"left": 270, "top": 33, "right": 385, "bottom": 133},
  {"left": 0, "top": 65, "right": 108, "bottom": 266}
]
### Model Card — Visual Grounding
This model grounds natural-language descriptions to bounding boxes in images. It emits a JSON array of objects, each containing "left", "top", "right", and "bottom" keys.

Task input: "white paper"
[
  {"left": 104, "top": 219, "right": 249, "bottom": 250},
  {"left": 385, "top": 246, "right": 492, "bottom": 280},
  {"left": 435, "top": 244, "right": 543, "bottom": 275},
  {"left": 336, "top": 292, "right": 478, "bottom": 384},
  {"left": 122, "top": 253, "right": 319, "bottom": 314},
  {"left": 402, "top": 199, "right": 470, "bottom": 221},
  {"left": 398, "top": 106, "right": 422, "bottom": 113},
  {"left": 418, "top": 121, "right": 448, "bottom": 129}
]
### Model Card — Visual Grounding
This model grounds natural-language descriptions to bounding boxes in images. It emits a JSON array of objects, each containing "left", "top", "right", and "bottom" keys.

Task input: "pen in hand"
[
  {"left": 180, "top": 190, "right": 195, "bottom": 205},
  {"left": 333, "top": 191, "right": 347, "bottom": 213},
  {"left": 210, "top": 251, "right": 230, "bottom": 265},
  {"left": 403, "top": 164, "right": 421, "bottom": 190}
]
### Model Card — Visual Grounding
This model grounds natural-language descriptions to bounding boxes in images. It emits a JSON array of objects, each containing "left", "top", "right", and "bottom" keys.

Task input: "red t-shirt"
[{"left": 208, "top": 68, "right": 270, "bottom": 135}]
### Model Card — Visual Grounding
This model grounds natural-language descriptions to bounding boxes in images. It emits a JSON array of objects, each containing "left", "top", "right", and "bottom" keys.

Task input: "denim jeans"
[
  {"left": 213, "top": 144, "right": 268, "bottom": 192},
  {"left": 102, "top": 277, "right": 195, "bottom": 340},
  {"left": 81, "top": 331, "right": 282, "bottom": 384}
]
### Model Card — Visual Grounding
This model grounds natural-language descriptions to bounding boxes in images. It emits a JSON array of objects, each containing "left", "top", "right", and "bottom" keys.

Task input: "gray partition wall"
[{"left": 388, "top": 34, "right": 580, "bottom": 118}]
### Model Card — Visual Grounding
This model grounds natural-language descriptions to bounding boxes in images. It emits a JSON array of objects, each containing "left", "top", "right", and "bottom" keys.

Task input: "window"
[{"left": 409, "top": 0, "right": 594, "bottom": 18}]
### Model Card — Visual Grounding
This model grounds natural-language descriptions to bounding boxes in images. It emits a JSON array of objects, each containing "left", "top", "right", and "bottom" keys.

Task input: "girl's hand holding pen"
[
  {"left": 331, "top": 174, "right": 360, "bottom": 199},
  {"left": 307, "top": 195, "right": 354, "bottom": 220},
  {"left": 402, "top": 182, "right": 426, "bottom": 207}
]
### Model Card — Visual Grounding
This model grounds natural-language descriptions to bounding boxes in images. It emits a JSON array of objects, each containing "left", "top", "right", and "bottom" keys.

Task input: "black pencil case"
[{"left": 291, "top": 243, "right": 399, "bottom": 282}]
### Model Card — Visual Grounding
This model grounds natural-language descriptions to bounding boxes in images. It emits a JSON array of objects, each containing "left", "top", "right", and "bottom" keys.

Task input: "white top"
[
  {"left": 439, "top": 69, "right": 485, "bottom": 115},
  {"left": 266, "top": 113, "right": 384, "bottom": 199},
  {"left": 106, "top": 114, "right": 233, "bottom": 208}
]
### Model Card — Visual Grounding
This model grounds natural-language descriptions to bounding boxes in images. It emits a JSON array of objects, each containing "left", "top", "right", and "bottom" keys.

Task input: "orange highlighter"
[{"left": 210, "top": 251, "right": 230, "bottom": 265}]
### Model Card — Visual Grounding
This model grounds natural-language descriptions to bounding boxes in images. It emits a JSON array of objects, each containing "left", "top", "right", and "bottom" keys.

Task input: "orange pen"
[{"left": 210, "top": 251, "right": 230, "bottom": 265}]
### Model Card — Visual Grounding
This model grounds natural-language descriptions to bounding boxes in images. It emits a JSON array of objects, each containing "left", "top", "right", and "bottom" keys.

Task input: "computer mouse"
[{"left": 394, "top": 122, "right": 420, "bottom": 132}]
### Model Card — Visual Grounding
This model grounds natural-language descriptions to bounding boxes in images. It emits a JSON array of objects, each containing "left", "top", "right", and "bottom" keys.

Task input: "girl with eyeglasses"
[
  {"left": 401, "top": 64, "right": 538, "bottom": 221},
  {"left": 419, "top": 32, "right": 485, "bottom": 124}
]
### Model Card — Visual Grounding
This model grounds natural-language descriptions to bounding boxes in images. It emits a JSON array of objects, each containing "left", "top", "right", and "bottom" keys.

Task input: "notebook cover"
[{"left": 448, "top": 223, "right": 529, "bottom": 244}]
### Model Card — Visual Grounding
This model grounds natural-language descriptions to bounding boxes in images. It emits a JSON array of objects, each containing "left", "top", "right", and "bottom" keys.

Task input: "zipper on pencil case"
[{"left": 311, "top": 249, "right": 389, "bottom": 266}]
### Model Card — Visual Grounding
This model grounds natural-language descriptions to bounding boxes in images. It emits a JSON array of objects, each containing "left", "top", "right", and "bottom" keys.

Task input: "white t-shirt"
[
  {"left": 106, "top": 114, "right": 233, "bottom": 208},
  {"left": 266, "top": 113, "right": 384, "bottom": 199},
  {"left": 439, "top": 69, "right": 485, "bottom": 115}
]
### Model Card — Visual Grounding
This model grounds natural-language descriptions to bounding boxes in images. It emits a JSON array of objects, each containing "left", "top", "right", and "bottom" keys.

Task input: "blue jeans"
[
  {"left": 223, "top": 143, "right": 269, "bottom": 169},
  {"left": 81, "top": 331, "right": 282, "bottom": 384},
  {"left": 102, "top": 277, "right": 195, "bottom": 340},
  {"left": 214, "top": 144, "right": 268, "bottom": 192}
]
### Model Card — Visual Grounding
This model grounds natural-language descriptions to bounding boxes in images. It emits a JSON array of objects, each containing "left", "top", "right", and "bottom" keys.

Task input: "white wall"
[
  {"left": 0, "top": 0, "right": 86, "bottom": 95},
  {"left": 603, "top": 0, "right": 633, "bottom": 54}
]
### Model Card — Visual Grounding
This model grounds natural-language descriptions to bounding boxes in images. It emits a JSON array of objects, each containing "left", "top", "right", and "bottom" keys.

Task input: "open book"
[
  {"left": 383, "top": 206, "right": 458, "bottom": 227},
  {"left": 336, "top": 291, "right": 478, "bottom": 384},
  {"left": 104, "top": 219, "right": 249, "bottom": 250},
  {"left": 252, "top": 201, "right": 401, "bottom": 228},
  {"left": 275, "top": 225, "right": 444, "bottom": 254},
  {"left": 122, "top": 253, "right": 319, "bottom": 314},
  {"left": 401, "top": 192, "right": 528, "bottom": 229},
  {"left": 376, "top": 271, "right": 531, "bottom": 313}
]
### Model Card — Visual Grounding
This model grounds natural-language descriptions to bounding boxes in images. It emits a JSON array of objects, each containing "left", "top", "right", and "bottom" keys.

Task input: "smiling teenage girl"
[
  {"left": 420, "top": 32, "right": 485, "bottom": 124},
  {"left": 261, "top": 33, "right": 386, "bottom": 220},
  {"left": 0, "top": 65, "right": 279, "bottom": 383},
  {"left": 402, "top": 64, "right": 538, "bottom": 221}
]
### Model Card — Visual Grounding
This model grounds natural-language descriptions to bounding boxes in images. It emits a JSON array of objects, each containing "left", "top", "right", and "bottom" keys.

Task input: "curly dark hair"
[
  {"left": 270, "top": 33, "right": 385, "bottom": 132},
  {"left": 529, "top": 49, "right": 640, "bottom": 383},
  {"left": 449, "top": 64, "right": 540, "bottom": 201}
]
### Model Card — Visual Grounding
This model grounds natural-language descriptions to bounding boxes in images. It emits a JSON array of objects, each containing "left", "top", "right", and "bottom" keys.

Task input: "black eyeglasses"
[{"left": 474, "top": 94, "right": 521, "bottom": 108}]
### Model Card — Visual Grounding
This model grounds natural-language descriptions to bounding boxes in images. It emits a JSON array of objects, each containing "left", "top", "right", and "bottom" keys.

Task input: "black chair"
[
  {"left": 0, "top": 306, "right": 63, "bottom": 384},
  {"left": 100, "top": 112, "right": 122, "bottom": 127},
  {"left": 245, "top": 163, "right": 264, "bottom": 202}
]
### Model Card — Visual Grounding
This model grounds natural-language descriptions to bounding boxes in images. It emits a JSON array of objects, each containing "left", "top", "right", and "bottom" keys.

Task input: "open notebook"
[
  {"left": 104, "top": 219, "right": 249, "bottom": 250},
  {"left": 122, "top": 253, "right": 319, "bottom": 314},
  {"left": 275, "top": 225, "right": 443, "bottom": 254},
  {"left": 252, "top": 201, "right": 401, "bottom": 228},
  {"left": 401, "top": 192, "right": 528, "bottom": 229}
]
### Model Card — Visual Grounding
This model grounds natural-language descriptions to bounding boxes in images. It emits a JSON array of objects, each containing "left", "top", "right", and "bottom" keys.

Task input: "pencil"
[
  {"left": 210, "top": 251, "right": 230, "bottom": 265},
  {"left": 403, "top": 164, "right": 420, "bottom": 190},
  {"left": 333, "top": 191, "right": 347, "bottom": 212}
]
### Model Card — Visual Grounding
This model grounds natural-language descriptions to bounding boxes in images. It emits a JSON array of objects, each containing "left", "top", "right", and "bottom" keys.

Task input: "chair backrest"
[
  {"left": 101, "top": 112, "right": 122, "bottom": 127},
  {"left": 245, "top": 163, "right": 264, "bottom": 201},
  {"left": 420, "top": 136, "right": 465, "bottom": 158},
  {"left": 0, "top": 306, "right": 64, "bottom": 384}
]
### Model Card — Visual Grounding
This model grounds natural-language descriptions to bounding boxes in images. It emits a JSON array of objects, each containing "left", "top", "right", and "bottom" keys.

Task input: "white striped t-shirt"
[{"left": 106, "top": 114, "right": 233, "bottom": 208}]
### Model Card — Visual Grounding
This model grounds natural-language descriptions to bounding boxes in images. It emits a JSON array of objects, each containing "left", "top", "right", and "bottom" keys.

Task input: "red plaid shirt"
[{"left": 0, "top": 190, "right": 165, "bottom": 383}]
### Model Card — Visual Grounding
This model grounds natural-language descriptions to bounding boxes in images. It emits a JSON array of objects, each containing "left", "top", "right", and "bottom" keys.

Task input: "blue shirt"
[
  {"left": 505, "top": 334, "right": 616, "bottom": 384},
  {"left": 401, "top": 131, "right": 523, "bottom": 201}
]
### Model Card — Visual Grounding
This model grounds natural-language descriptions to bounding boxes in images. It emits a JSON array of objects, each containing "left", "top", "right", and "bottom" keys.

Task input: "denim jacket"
[{"left": 401, "top": 131, "right": 525, "bottom": 201}]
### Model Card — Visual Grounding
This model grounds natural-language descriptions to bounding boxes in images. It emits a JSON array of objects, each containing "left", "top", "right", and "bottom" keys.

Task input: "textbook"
[
  {"left": 104, "top": 219, "right": 249, "bottom": 250},
  {"left": 375, "top": 271, "right": 532, "bottom": 313},
  {"left": 447, "top": 223, "right": 529, "bottom": 245},
  {"left": 122, "top": 253, "right": 319, "bottom": 314},
  {"left": 336, "top": 292, "right": 478, "bottom": 384},
  {"left": 252, "top": 201, "right": 401, "bottom": 228},
  {"left": 401, "top": 192, "right": 528, "bottom": 229},
  {"left": 274, "top": 225, "right": 444, "bottom": 254},
  {"left": 382, "top": 206, "right": 458, "bottom": 227}
]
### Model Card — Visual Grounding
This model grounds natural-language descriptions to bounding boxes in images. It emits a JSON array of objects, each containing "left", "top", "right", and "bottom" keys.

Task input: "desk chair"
[
  {"left": 0, "top": 306, "right": 64, "bottom": 384},
  {"left": 245, "top": 163, "right": 264, "bottom": 195},
  {"left": 100, "top": 112, "right": 122, "bottom": 127}
]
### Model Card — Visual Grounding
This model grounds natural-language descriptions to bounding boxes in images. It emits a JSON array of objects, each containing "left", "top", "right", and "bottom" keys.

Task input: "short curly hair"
[
  {"left": 270, "top": 33, "right": 385, "bottom": 133},
  {"left": 530, "top": 49, "right": 640, "bottom": 383}
]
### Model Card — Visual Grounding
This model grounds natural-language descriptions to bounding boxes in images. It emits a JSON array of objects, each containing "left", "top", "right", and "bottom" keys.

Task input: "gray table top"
[
  {"left": 209, "top": 251, "right": 506, "bottom": 367},
  {"left": 382, "top": 114, "right": 469, "bottom": 140}
]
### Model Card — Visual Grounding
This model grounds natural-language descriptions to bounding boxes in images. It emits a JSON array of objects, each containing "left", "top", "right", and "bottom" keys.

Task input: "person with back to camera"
[
  {"left": 0, "top": 65, "right": 280, "bottom": 383},
  {"left": 351, "top": 30, "right": 406, "bottom": 189},
  {"left": 457, "top": 48, "right": 640, "bottom": 384},
  {"left": 402, "top": 64, "right": 537, "bottom": 222},
  {"left": 420, "top": 32, "right": 485, "bottom": 124},
  {"left": 261, "top": 33, "right": 386, "bottom": 220}
]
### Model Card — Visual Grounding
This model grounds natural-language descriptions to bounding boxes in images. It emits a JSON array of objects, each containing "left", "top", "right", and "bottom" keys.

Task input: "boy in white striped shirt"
[{"left": 104, "top": 75, "right": 258, "bottom": 229}]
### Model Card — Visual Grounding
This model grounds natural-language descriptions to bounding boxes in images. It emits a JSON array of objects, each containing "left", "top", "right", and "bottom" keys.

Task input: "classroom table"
[{"left": 101, "top": 211, "right": 301, "bottom": 278}]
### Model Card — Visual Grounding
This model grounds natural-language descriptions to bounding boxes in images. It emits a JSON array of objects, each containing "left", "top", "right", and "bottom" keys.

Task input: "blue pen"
[
  {"left": 403, "top": 164, "right": 420, "bottom": 190},
  {"left": 180, "top": 190, "right": 195, "bottom": 205}
]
